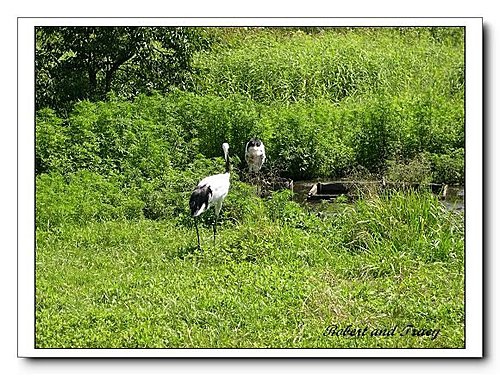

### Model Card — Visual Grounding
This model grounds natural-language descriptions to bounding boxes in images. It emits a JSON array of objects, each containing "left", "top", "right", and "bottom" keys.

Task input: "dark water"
[
  {"left": 292, "top": 181, "right": 317, "bottom": 202},
  {"left": 440, "top": 186, "right": 465, "bottom": 211},
  {"left": 292, "top": 180, "right": 464, "bottom": 211}
]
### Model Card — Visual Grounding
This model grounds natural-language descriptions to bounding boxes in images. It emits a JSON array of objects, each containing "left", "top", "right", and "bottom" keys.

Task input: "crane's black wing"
[{"left": 189, "top": 184, "right": 212, "bottom": 217}]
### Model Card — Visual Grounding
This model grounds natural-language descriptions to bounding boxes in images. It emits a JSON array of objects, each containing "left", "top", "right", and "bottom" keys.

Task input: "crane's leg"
[
  {"left": 213, "top": 214, "right": 218, "bottom": 243},
  {"left": 213, "top": 203, "right": 222, "bottom": 244},
  {"left": 194, "top": 217, "right": 201, "bottom": 250}
]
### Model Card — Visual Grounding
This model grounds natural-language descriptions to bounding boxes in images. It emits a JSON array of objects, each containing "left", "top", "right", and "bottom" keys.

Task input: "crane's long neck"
[
  {"left": 222, "top": 143, "right": 230, "bottom": 174},
  {"left": 224, "top": 151, "right": 230, "bottom": 173}
]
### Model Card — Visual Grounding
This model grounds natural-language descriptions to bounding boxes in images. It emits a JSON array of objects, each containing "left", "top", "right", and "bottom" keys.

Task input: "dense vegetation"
[
  {"left": 35, "top": 27, "right": 465, "bottom": 349},
  {"left": 36, "top": 27, "right": 211, "bottom": 115}
]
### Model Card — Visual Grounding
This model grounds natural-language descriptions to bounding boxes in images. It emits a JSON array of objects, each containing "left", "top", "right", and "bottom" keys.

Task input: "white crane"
[
  {"left": 189, "top": 143, "right": 230, "bottom": 250},
  {"left": 245, "top": 138, "right": 266, "bottom": 173}
]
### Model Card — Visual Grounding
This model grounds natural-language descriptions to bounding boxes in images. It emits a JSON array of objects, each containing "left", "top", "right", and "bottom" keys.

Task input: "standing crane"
[
  {"left": 189, "top": 143, "right": 230, "bottom": 250},
  {"left": 245, "top": 138, "right": 266, "bottom": 174}
]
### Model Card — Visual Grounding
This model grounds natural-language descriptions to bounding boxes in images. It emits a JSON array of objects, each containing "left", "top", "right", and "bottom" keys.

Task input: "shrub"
[
  {"left": 348, "top": 99, "right": 392, "bottom": 172},
  {"left": 265, "top": 189, "right": 320, "bottom": 230},
  {"left": 36, "top": 96, "right": 192, "bottom": 178},
  {"left": 35, "top": 108, "right": 72, "bottom": 174},
  {"left": 427, "top": 149, "right": 465, "bottom": 184},
  {"left": 165, "top": 91, "right": 263, "bottom": 164},
  {"left": 220, "top": 181, "right": 266, "bottom": 225},
  {"left": 385, "top": 155, "right": 433, "bottom": 185},
  {"left": 263, "top": 101, "right": 355, "bottom": 179},
  {"left": 36, "top": 171, "right": 144, "bottom": 230}
]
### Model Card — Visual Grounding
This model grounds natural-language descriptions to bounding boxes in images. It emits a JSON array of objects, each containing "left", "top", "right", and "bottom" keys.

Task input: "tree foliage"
[{"left": 35, "top": 26, "right": 211, "bottom": 114}]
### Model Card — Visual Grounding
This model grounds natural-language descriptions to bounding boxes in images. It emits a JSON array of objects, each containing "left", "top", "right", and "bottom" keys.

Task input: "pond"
[{"left": 292, "top": 180, "right": 464, "bottom": 211}]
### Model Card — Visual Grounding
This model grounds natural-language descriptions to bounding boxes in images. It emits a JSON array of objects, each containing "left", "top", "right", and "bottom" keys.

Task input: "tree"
[{"left": 36, "top": 26, "right": 210, "bottom": 114}]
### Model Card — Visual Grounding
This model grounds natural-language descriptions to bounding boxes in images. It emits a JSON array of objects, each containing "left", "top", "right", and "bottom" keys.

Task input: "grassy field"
[
  {"left": 35, "top": 27, "right": 465, "bottom": 349},
  {"left": 36, "top": 190, "right": 464, "bottom": 348}
]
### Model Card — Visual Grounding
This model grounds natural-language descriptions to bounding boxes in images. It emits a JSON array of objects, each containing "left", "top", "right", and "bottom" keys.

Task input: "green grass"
[{"left": 36, "top": 190, "right": 464, "bottom": 348}]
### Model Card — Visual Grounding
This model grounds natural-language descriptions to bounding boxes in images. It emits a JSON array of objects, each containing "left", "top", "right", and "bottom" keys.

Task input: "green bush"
[
  {"left": 36, "top": 88, "right": 464, "bottom": 187},
  {"left": 427, "top": 149, "right": 465, "bottom": 184},
  {"left": 348, "top": 99, "right": 392, "bottom": 172},
  {"left": 164, "top": 91, "right": 263, "bottom": 163},
  {"left": 35, "top": 108, "right": 72, "bottom": 174},
  {"left": 262, "top": 101, "right": 354, "bottom": 179},
  {"left": 36, "top": 96, "right": 193, "bottom": 178},
  {"left": 265, "top": 189, "right": 320, "bottom": 229},
  {"left": 36, "top": 171, "right": 144, "bottom": 230},
  {"left": 385, "top": 154, "right": 433, "bottom": 185}
]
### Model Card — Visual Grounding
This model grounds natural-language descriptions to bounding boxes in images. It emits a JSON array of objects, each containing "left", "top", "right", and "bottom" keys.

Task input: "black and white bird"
[
  {"left": 189, "top": 143, "right": 231, "bottom": 250},
  {"left": 245, "top": 138, "right": 266, "bottom": 173}
]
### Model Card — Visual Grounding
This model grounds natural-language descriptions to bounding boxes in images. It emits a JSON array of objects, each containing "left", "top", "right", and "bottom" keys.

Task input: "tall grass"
[{"left": 194, "top": 28, "right": 464, "bottom": 104}]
